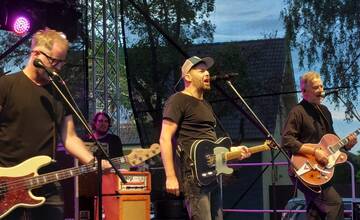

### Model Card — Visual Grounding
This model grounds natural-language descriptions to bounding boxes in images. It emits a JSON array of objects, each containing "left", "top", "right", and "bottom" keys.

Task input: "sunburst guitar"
[{"left": 292, "top": 128, "right": 359, "bottom": 187}]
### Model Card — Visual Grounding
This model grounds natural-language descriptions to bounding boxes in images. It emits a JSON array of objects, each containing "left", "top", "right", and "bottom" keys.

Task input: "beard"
[
  {"left": 193, "top": 78, "right": 210, "bottom": 91},
  {"left": 203, "top": 83, "right": 211, "bottom": 90},
  {"left": 96, "top": 127, "right": 108, "bottom": 136}
]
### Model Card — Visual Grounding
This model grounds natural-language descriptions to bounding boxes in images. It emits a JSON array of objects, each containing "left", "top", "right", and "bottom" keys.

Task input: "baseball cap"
[{"left": 181, "top": 56, "right": 214, "bottom": 77}]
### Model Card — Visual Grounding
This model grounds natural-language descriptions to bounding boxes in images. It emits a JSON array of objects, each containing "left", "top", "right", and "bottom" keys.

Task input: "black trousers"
[
  {"left": 3, "top": 204, "right": 64, "bottom": 220},
  {"left": 291, "top": 176, "right": 344, "bottom": 220}
]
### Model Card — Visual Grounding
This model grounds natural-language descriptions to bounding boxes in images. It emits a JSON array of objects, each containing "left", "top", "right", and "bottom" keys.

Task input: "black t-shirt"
[
  {"left": 0, "top": 72, "right": 70, "bottom": 167},
  {"left": 83, "top": 133, "right": 124, "bottom": 158},
  {"left": 163, "top": 92, "right": 217, "bottom": 155}
]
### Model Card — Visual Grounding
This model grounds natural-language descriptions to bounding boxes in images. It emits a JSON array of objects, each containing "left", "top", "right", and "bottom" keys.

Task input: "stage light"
[{"left": 12, "top": 16, "right": 31, "bottom": 35}]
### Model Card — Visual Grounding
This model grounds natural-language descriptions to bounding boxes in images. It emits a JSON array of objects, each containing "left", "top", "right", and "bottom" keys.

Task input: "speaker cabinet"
[{"left": 95, "top": 195, "right": 150, "bottom": 220}]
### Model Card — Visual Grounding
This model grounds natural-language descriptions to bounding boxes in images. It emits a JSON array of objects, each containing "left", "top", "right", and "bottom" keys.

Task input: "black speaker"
[
  {"left": 269, "top": 185, "right": 295, "bottom": 220},
  {"left": 353, "top": 202, "right": 360, "bottom": 220},
  {"left": 153, "top": 199, "right": 189, "bottom": 220}
]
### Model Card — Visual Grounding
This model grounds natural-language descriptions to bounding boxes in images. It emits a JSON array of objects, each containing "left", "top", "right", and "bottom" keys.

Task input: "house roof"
[
  {"left": 186, "top": 38, "right": 296, "bottom": 141},
  {"left": 120, "top": 38, "right": 297, "bottom": 145}
]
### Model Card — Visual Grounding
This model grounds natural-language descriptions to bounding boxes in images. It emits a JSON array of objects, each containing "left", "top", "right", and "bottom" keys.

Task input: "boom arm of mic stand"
[
  {"left": 46, "top": 75, "right": 127, "bottom": 220},
  {"left": 218, "top": 80, "right": 295, "bottom": 164},
  {"left": 47, "top": 75, "right": 127, "bottom": 182},
  {"left": 333, "top": 92, "right": 360, "bottom": 122}
]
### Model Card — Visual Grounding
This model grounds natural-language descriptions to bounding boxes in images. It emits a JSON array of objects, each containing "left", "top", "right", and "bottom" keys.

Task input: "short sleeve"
[{"left": 162, "top": 94, "right": 183, "bottom": 124}]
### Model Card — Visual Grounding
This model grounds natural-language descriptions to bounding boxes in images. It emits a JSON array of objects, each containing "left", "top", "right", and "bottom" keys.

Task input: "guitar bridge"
[{"left": 206, "top": 154, "right": 216, "bottom": 167}]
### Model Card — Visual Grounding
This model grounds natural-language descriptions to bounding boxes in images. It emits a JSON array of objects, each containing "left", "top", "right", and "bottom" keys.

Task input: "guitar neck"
[
  {"left": 331, "top": 128, "right": 360, "bottom": 152},
  {"left": 27, "top": 156, "right": 127, "bottom": 189},
  {"left": 225, "top": 144, "right": 269, "bottom": 161}
]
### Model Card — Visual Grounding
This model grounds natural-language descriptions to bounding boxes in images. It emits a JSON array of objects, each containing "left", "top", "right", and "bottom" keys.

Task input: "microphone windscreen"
[{"left": 33, "top": 58, "right": 44, "bottom": 68}]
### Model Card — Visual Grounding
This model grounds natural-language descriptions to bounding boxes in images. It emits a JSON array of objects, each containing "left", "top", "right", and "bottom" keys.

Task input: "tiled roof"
[
  {"left": 187, "top": 38, "right": 295, "bottom": 140},
  {"left": 120, "top": 38, "right": 296, "bottom": 145}
]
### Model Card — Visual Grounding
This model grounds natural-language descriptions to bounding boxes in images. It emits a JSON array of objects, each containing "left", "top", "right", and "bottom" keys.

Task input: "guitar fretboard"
[
  {"left": 25, "top": 156, "right": 127, "bottom": 189},
  {"left": 225, "top": 144, "right": 270, "bottom": 161},
  {"left": 329, "top": 128, "right": 360, "bottom": 153}
]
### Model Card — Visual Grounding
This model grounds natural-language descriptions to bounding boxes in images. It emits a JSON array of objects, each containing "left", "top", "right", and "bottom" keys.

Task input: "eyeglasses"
[{"left": 36, "top": 50, "right": 66, "bottom": 67}]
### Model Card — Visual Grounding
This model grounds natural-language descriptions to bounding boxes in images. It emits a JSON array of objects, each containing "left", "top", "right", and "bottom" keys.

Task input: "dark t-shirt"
[
  {"left": 0, "top": 72, "right": 70, "bottom": 167},
  {"left": 163, "top": 92, "right": 217, "bottom": 156},
  {"left": 83, "top": 133, "right": 124, "bottom": 158}
]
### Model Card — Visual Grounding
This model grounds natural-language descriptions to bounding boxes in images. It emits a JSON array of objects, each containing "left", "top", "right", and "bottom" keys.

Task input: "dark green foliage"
[{"left": 282, "top": 0, "right": 359, "bottom": 119}]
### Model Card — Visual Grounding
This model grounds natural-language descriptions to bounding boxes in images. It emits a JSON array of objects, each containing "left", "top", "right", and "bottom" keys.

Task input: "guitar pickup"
[
  {"left": 201, "top": 171, "right": 216, "bottom": 177},
  {"left": 0, "top": 182, "right": 7, "bottom": 199}
]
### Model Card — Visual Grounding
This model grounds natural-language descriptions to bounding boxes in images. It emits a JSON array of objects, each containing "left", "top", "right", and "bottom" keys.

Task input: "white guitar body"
[{"left": 0, "top": 156, "right": 52, "bottom": 218}]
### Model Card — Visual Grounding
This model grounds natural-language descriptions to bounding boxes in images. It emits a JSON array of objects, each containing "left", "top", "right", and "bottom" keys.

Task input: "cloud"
[{"left": 211, "top": 0, "right": 285, "bottom": 42}]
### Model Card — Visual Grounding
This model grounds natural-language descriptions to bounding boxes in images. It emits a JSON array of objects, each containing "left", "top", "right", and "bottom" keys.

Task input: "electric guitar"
[
  {"left": 190, "top": 137, "right": 274, "bottom": 186},
  {"left": 291, "top": 128, "right": 360, "bottom": 187},
  {"left": 0, "top": 144, "right": 160, "bottom": 219}
]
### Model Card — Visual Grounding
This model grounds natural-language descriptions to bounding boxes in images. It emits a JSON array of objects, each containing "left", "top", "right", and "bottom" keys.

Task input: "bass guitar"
[
  {"left": 291, "top": 128, "right": 360, "bottom": 187},
  {"left": 0, "top": 144, "right": 160, "bottom": 219},
  {"left": 190, "top": 137, "right": 274, "bottom": 186}
]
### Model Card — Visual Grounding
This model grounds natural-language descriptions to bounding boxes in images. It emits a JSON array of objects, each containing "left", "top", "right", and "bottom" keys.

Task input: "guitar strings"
[
  {"left": 0, "top": 146, "right": 159, "bottom": 195},
  {"left": 0, "top": 157, "right": 126, "bottom": 195}
]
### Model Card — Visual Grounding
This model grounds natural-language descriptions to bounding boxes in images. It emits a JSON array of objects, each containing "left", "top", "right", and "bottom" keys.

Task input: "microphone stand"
[
  {"left": 41, "top": 67, "right": 127, "bottom": 220},
  {"left": 331, "top": 91, "right": 360, "bottom": 122},
  {"left": 214, "top": 80, "right": 296, "bottom": 219}
]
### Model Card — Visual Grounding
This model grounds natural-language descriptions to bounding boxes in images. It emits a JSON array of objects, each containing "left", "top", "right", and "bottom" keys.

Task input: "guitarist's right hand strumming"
[
  {"left": 313, "top": 147, "right": 328, "bottom": 166},
  {"left": 291, "top": 128, "right": 359, "bottom": 187},
  {"left": 297, "top": 144, "right": 328, "bottom": 166}
]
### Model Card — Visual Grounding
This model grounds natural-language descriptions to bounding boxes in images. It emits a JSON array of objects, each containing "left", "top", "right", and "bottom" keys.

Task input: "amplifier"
[{"left": 102, "top": 171, "right": 151, "bottom": 195}]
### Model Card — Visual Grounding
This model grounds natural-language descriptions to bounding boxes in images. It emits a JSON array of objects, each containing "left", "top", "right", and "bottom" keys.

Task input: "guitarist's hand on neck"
[
  {"left": 230, "top": 146, "right": 252, "bottom": 160},
  {"left": 344, "top": 133, "right": 358, "bottom": 151}
]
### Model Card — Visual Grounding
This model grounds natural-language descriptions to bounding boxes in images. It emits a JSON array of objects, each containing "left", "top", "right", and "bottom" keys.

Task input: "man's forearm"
[
  {"left": 64, "top": 136, "right": 94, "bottom": 164},
  {"left": 160, "top": 139, "right": 177, "bottom": 178}
]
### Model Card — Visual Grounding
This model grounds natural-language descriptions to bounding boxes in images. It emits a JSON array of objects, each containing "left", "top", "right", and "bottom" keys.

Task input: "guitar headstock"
[
  {"left": 127, "top": 143, "right": 161, "bottom": 166},
  {"left": 264, "top": 140, "right": 277, "bottom": 150}
]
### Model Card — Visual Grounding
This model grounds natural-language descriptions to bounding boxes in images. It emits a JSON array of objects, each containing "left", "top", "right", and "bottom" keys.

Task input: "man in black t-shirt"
[
  {"left": 282, "top": 71, "right": 357, "bottom": 220},
  {"left": 159, "top": 56, "right": 251, "bottom": 220},
  {"left": 84, "top": 112, "right": 124, "bottom": 158},
  {"left": 0, "top": 28, "right": 109, "bottom": 220}
]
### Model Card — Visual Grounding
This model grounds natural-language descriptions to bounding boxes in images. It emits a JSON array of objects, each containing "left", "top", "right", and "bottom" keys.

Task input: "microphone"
[
  {"left": 210, "top": 73, "right": 239, "bottom": 81},
  {"left": 33, "top": 58, "right": 59, "bottom": 78},
  {"left": 321, "top": 89, "right": 339, "bottom": 97}
]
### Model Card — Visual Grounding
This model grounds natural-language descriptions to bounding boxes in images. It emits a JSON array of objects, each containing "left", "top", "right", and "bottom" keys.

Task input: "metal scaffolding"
[{"left": 86, "top": 0, "right": 122, "bottom": 135}]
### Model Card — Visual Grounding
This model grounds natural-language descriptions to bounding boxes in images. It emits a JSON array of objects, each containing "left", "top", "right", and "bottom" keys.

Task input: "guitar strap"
[
  {"left": 315, "top": 105, "right": 331, "bottom": 132},
  {"left": 175, "top": 144, "right": 194, "bottom": 165}
]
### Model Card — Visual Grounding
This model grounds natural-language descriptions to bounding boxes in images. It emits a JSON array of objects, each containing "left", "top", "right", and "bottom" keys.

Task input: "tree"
[
  {"left": 123, "top": 0, "right": 215, "bottom": 143},
  {"left": 282, "top": 0, "right": 359, "bottom": 119},
  {"left": 0, "top": 31, "right": 29, "bottom": 73}
]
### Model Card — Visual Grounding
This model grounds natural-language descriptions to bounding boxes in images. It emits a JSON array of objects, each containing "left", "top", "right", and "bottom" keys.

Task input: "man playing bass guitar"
[
  {"left": 282, "top": 71, "right": 357, "bottom": 220},
  {"left": 0, "top": 28, "right": 111, "bottom": 220}
]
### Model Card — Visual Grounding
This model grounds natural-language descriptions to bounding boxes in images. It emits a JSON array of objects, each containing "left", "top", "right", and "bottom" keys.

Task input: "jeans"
[
  {"left": 182, "top": 172, "right": 223, "bottom": 220},
  {"left": 291, "top": 175, "right": 344, "bottom": 220}
]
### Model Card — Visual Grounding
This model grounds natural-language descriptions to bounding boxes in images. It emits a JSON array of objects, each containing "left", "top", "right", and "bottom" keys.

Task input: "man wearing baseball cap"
[{"left": 159, "top": 56, "right": 251, "bottom": 220}]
